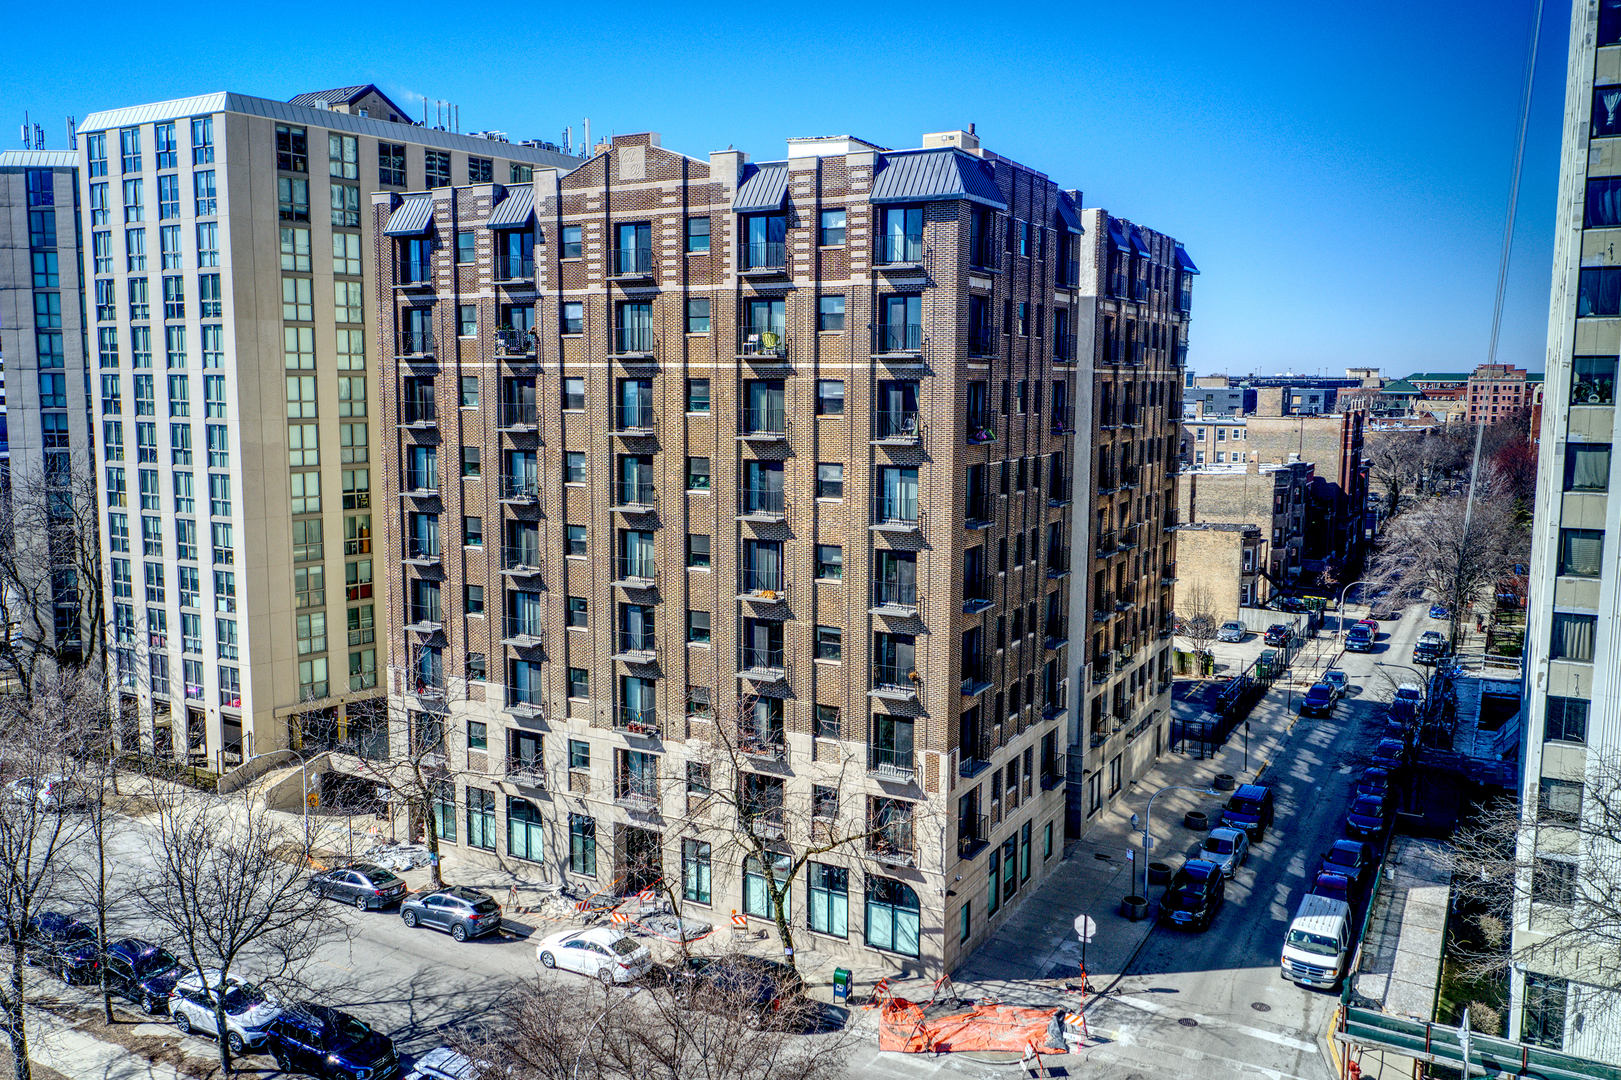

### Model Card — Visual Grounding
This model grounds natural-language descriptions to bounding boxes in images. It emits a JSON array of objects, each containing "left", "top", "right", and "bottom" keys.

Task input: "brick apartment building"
[
  {"left": 1067, "top": 210, "right": 1189, "bottom": 833},
  {"left": 1466, "top": 363, "right": 1537, "bottom": 424},
  {"left": 1173, "top": 523, "right": 1262, "bottom": 622},
  {"left": 1238, "top": 411, "right": 1366, "bottom": 571},
  {"left": 1176, "top": 460, "right": 1310, "bottom": 606},
  {"left": 375, "top": 127, "right": 1091, "bottom": 975}
]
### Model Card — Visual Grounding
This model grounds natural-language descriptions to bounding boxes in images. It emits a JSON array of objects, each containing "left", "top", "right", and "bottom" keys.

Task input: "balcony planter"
[
  {"left": 967, "top": 426, "right": 997, "bottom": 444},
  {"left": 1183, "top": 810, "right": 1210, "bottom": 831},
  {"left": 1121, "top": 895, "right": 1150, "bottom": 921},
  {"left": 1147, "top": 861, "right": 1174, "bottom": 886}
]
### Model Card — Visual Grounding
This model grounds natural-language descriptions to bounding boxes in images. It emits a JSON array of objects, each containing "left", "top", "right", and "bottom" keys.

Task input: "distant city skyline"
[{"left": 0, "top": 0, "right": 1563, "bottom": 374}]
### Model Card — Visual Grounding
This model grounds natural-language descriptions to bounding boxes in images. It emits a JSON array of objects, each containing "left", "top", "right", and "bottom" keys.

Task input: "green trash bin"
[{"left": 832, "top": 968, "right": 851, "bottom": 1002}]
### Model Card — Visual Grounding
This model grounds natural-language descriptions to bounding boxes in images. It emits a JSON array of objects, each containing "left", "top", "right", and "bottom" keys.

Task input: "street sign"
[
  {"left": 1126, "top": 850, "right": 1134, "bottom": 861},
  {"left": 1073, "top": 914, "right": 1097, "bottom": 943}
]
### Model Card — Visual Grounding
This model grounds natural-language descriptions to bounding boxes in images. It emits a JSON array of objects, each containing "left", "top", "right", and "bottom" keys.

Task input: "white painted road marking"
[{"left": 1106, "top": 993, "right": 1322, "bottom": 1054}]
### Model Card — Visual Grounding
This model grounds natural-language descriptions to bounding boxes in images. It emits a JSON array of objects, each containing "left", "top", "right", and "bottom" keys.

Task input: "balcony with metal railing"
[
  {"left": 402, "top": 470, "right": 439, "bottom": 497},
  {"left": 613, "top": 772, "right": 660, "bottom": 813},
  {"left": 1163, "top": 509, "right": 1180, "bottom": 532},
  {"left": 956, "top": 813, "right": 989, "bottom": 859},
  {"left": 1093, "top": 595, "right": 1115, "bottom": 621},
  {"left": 1092, "top": 651, "right": 1113, "bottom": 682},
  {"left": 409, "top": 670, "right": 446, "bottom": 703},
  {"left": 496, "top": 255, "right": 536, "bottom": 283},
  {"left": 736, "top": 486, "right": 787, "bottom": 522},
  {"left": 1057, "top": 260, "right": 1080, "bottom": 288},
  {"left": 494, "top": 329, "right": 536, "bottom": 355},
  {"left": 1116, "top": 585, "right": 1138, "bottom": 612},
  {"left": 502, "top": 546, "right": 543, "bottom": 578},
  {"left": 869, "top": 663, "right": 918, "bottom": 702},
  {"left": 962, "top": 574, "right": 994, "bottom": 614},
  {"left": 1161, "top": 561, "right": 1179, "bottom": 585},
  {"left": 873, "top": 323, "right": 923, "bottom": 356},
  {"left": 872, "top": 412, "right": 922, "bottom": 445},
  {"left": 506, "top": 756, "right": 546, "bottom": 790},
  {"left": 611, "top": 558, "right": 658, "bottom": 590},
  {"left": 1121, "top": 464, "right": 1141, "bottom": 489},
  {"left": 1048, "top": 475, "right": 1072, "bottom": 507},
  {"left": 867, "top": 816, "right": 916, "bottom": 867},
  {"left": 740, "top": 241, "right": 787, "bottom": 274},
  {"left": 610, "top": 326, "right": 657, "bottom": 359},
  {"left": 1044, "top": 619, "right": 1069, "bottom": 650},
  {"left": 1053, "top": 332, "right": 1076, "bottom": 364},
  {"left": 966, "top": 413, "right": 997, "bottom": 445},
  {"left": 611, "top": 629, "right": 657, "bottom": 663},
  {"left": 1046, "top": 546, "right": 1071, "bottom": 579},
  {"left": 1041, "top": 752, "right": 1068, "bottom": 791},
  {"left": 403, "top": 538, "right": 441, "bottom": 567},
  {"left": 737, "top": 407, "right": 788, "bottom": 442},
  {"left": 1095, "top": 530, "right": 1117, "bottom": 557},
  {"left": 501, "top": 615, "right": 544, "bottom": 649},
  {"left": 738, "top": 727, "right": 787, "bottom": 761},
  {"left": 405, "top": 605, "right": 443, "bottom": 634},
  {"left": 871, "top": 494, "right": 923, "bottom": 534},
  {"left": 504, "top": 684, "right": 544, "bottom": 719},
  {"left": 738, "top": 647, "right": 788, "bottom": 683},
  {"left": 498, "top": 402, "right": 539, "bottom": 431},
  {"left": 961, "top": 661, "right": 992, "bottom": 699},
  {"left": 745, "top": 805, "right": 786, "bottom": 839},
  {"left": 964, "top": 492, "right": 994, "bottom": 530},
  {"left": 868, "top": 745, "right": 916, "bottom": 784},
  {"left": 971, "top": 237, "right": 1000, "bottom": 271},
  {"left": 400, "top": 400, "right": 437, "bottom": 427},
  {"left": 498, "top": 475, "right": 541, "bottom": 505},
  {"left": 1050, "top": 406, "right": 1074, "bottom": 436},
  {"left": 610, "top": 481, "right": 657, "bottom": 514},
  {"left": 736, "top": 326, "right": 789, "bottom": 362},
  {"left": 968, "top": 326, "right": 999, "bottom": 358},
  {"left": 614, "top": 706, "right": 661, "bottom": 740},
  {"left": 1097, "top": 471, "right": 1117, "bottom": 495},
  {"left": 395, "top": 261, "right": 434, "bottom": 289},
  {"left": 397, "top": 330, "right": 435, "bottom": 358},
  {"left": 614, "top": 405, "right": 657, "bottom": 437},
  {"left": 738, "top": 567, "right": 789, "bottom": 605},
  {"left": 876, "top": 233, "right": 924, "bottom": 267},
  {"left": 871, "top": 579, "right": 920, "bottom": 618},
  {"left": 1132, "top": 278, "right": 1148, "bottom": 302},
  {"left": 611, "top": 247, "right": 654, "bottom": 279}
]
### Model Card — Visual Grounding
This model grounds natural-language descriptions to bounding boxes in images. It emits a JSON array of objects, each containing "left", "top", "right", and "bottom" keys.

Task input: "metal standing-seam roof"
[
  {"left": 732, "top": 163, "right": 790, "bottom": 213},
  {"left": 869, "top": 149, "right": 1007, "bottom": 209},
  {"left": 1175, "top": 245, "right": 1200, "bottom": 274},
  {"left": 1055, "top": 191, "right": 1084, "bottom": 235},
  {"left": 384, "top": 194, "right": 435, "bottom": 236},
  {"left": 1129, "top": 225, "right": 1151, "bottom": 258},
  {"left": 0, "top": 150, "right": 79, "bottom": 169},
  {"left": 1107, "top": 218, "right": 1130, "bottom": 252},
  {"left": 485, "top": 186, "right": 534, "bottom": 229}
]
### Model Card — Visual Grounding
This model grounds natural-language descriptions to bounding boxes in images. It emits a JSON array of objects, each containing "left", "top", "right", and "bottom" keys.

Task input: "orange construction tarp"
[{"left": 878, "top": 996, "right": 1069, "bottom": 1054}]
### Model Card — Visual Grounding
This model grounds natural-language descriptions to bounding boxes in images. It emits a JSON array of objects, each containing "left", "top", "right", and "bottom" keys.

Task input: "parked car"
[
  {"left": 5, "top": 775, "right": 93, "bottom": 811},
  {"left": 26, "top": 912, "right": 100, "bottom": 984},
  {"left": 404, "top": 1048, "right": 478, "bottom": 1080},
  {"left": 1199, "top": 827, "right": 1251, "bottom": 878},
  {"left": 1264, "top": 624, "right": 1292, "bottom": 647},
  {"left": 265, "top": 1004, "right": 399, "bottom": 1080},
  {"left": 1159, "top": 859, "right": 1227, "bottom": 931},
  {"left": 1370, "top": 738, "right": 1410, "bottom": 772},
  {"left": 1382, "top": 718, "right": 1416, "bottom": 749},
  {"left": 105, "top": 938, "right": 184, "bottom": 1013},
  {"left": 1279, "top": 596, "right": 1308, "bottom": 613},
  {"left": 1300, "top": 683, "right": 1336, "bottom": 718},
  {"left": 1344, "top": 796, "right": 1390, "bottom": 841},
  {"left": 1393, "top": 683, "right": 1425, "bottom": 714},
  {"left": 169, "top": 970, "right": 282, "bottom": 1055},
  {"left": 1217, "top": 621, "right": 1247, "bottom": 643},
  {"left": 1414, "top": 631, "right": 1448, "bottom": 663},
  {"left": 534, "top": 927, "right": 653, "bottom": 984},
  {"left": 1319, "top": 840, "right": 1373, "bottom": 889},
  {"left": 1429, "top": 604, "right": 1448, "bottom": 619},
  {"left": 675, "top": 955, "right": 808, "bottom": 1026},
  {"left": 1310, "top": 871, "right": 1354, "bottom": 905},
  {"left": 308, "top": 863, "right": 409, "bottom": 910},
  {"left": 1219, "top": 783, "right": 1275, "bottom": 842},
  {"left": 1321, "top": 670, "right": 1350, "bottom": 698},
  {"left": 399, "top": 886, "right": 502, "bottom": 942},
  {"left": 1355, "top": 767, "right": 1392, "bottom": 800},
  {"left": 1345, "top": 624, "right": 1375, "bottom": 653}
]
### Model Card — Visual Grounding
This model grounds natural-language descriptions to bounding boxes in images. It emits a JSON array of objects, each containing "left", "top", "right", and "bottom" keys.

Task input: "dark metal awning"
[
  {"left": 485, "top": 186, "right": 534, "bottom": 230},
  {"left": 1055, "top": 192, "right": 1083, "bottom": 235},
  {"left": 869, "top": 149, "right": 1006, "bottom": 209},
  {"left": 1175, "top": 245, "right": 1200, "bottom": 274},
  {"left": 384, "top": 194, "right": 434, "bottom": 236},
  {"left": 1107, "top": 219, "right": 1130, "bottom": 252},
  {"left": 733, "top": 163, "right": 790, "bottom": 213},
  {"left": 1129, "top": 225, "right": 1151, "bottom": 258}
]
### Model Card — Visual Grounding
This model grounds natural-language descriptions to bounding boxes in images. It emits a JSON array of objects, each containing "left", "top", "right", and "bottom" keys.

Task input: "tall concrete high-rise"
[
  {"left": 1518, "top": 0, "right": 1621, "bottom": 1062},
  {"left": 76, "top": 90, "right": 577, "bottom": 769}
]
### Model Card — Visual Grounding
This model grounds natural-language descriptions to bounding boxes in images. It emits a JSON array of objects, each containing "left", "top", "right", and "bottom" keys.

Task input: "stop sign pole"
[{"left": 1073, "top": 913, "right": 1097, "bottom": 986}]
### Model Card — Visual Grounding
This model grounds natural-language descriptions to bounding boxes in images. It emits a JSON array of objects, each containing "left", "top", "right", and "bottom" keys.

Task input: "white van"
[{"left": 1280, "top": 893, "right": 1352, "bottom": 988}]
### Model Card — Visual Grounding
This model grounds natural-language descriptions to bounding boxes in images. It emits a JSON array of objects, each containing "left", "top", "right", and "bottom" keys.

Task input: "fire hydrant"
[{"left": 1347, "top": 1060, "right": 1361, "bottom": 1080}]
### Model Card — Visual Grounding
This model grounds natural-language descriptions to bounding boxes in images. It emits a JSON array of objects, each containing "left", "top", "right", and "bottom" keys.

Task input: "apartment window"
[
  {"left": 1544, "top": 695, "right": 1588, "bottom": 744},
  {"left": 817, "top": 379, "right": 845, "bottom": 415},
  {"left": 379, "top": 143, "right": 406, "bottom": 186},
  {"left": 123, "top": 179, "right": 145, "bottom": 225},
  {"left": 455, "top": 229, "right": 475, "bottom": 264},
  {"left": 455, "top": 304, "right": 476, "bottom": 336},
  {"left": 565, "top": 451, "right": 586, "bottom": 485},
  {"left": 144, "top": 563, "right": 165, "bottom": 603},
  {"left": 817, "top": 295, "right": 846, "bottom": 331},
  {"left": 338, "top": 377, "right": 366, "bottom": 417},
  {"left": 1550, "top": 612, "right": 1597, "bottom": 662},
  {"left": 688, "top": 610, "right": 711, "bottom": 644},
  {"left": 324, "top": 133, "right": 358, "bottom": 181},
  {"left": 88, "top": 133, "right": 109, "bottom": 177},
  {"left": 561, "top": 301, "right": 583, "bottom": 334},
  {"left": 816, "top": 463, "right": 844, "bottom": 500},
  {"left": 1564, "top": 444, "right": 1611, "bottom": 492},
  {"left": 687, "top": 534, "right": 710, "bottom": 569},
  {"left": 569, "top": 814, "right": 597, "bottom": 877},
  {"left": 206, "top": 424, "right": 229, "bottom": 468},
  {"left": 818, "top": 208, "right": 847, "bottom": 246},
  {"left": 1538, "top": 778, "right": 1583, "bottom": 825},
  {"left": 568, "top": 668, "right": 589, "bottom": 701},
  {"left": 125, "top": 227, "right": 147, "bottom": 272},
  {"left": 1521, "top": 973, "right": 1569, "bottom": 1050},
  {"left": 468, "top": 156, "right": 493, "bottom": 184},
  {"left": 566, "top": 524, "right": 586, "bottom": 556},
  {"left": 194, "top": 170, "right": 217, "bottom": 216},
  {"left": 417, "top": 149, "right": 449, "bottom": 189},
  {"left": 687, "top": 378, "right": 710, "bottom": 413},
  {"left": 328, "top": 231, "right": 362, "bottom": 276},
  {"left": 743, "top": 853, "right": 791, "bottom": 919},
  {"left": 163, "top": 277, "right": 185, "bottom": 321},
  {"left": 345, "top": 559, "right": 372, "bottom": 601},
  {"left": 687, "top": 457, "right": 710, "bottom": 491},
  {"left": 686, "top": 298, "right": 710, "bottom": 334},
  {"left": 560, "top": 225, "right": 582, "bottom": 259},
  {"left": 562, "top": 376, "right": 585, "bottom": 410},
  {"left": 157, "top": 173, "right": 180, "bottom": 220},
  {"left": 294, "top": 566, "right": 324, "bottom": 609},
  {"left": 1558, "top": 528, "right": 1603, "bottom": 577},
  {"left": 90, "top": 182, "right": 109, "bottom": 226},
  {"left": 564, "top": 596, "right": 587, "bottom": 629},
  {"left": 209, "top": 473, "right": 231, "bottom": 517},
  {"left": 816, "top": 545, "right": 843, "bottom": 581},
  {"left": 1533, "top": 858, "right": 1577, "bottom": 907},
  {"left": 274, "top": 124, "right": 308, "bottom": 172},
  {"left": 685, "top": 216, "right": 710, "bottom": 252},
  {"left": 277, "top": 177, "right": 309, "bottom": 223}
]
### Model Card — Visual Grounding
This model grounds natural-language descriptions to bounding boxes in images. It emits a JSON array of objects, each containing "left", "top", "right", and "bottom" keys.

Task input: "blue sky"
[{"left": 4, "top": 0, "right": 1564, "bottom": 377}]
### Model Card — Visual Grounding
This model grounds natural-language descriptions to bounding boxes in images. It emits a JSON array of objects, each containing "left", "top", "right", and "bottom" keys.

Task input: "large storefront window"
[
  {"left": 807, "top": 863, "right": 849, "bottom": 938},
  {"left": 507, "top": 797, "right": 544, "bottom": 862},
  {"left": 682, "top": 839, "right": 711, "bottom": 904},
  {"left": 865, "top": 876, "right": 920, "bottom": 957}
]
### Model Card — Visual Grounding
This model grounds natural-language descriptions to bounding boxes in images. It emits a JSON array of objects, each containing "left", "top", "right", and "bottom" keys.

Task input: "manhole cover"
[
  {"left": 1251, "top": 1002, "right": 1272, "bottom": 1012},
  {"left": 1178, "top": 1017, "right": 1199, "bottom": 1027}
]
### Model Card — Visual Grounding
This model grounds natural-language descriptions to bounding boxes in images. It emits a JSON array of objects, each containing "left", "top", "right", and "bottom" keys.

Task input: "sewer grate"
[
  {"left": 1178, "top": 1017, "right": 1199, "bottom": 1027},
  {"left": 1251, "top": 1002, "right": 1272, "bottom": 1012}
]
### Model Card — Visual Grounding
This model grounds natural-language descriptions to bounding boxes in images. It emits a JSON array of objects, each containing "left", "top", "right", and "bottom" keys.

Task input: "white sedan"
[
  {"left": 535, "top": 927, "right": 652, "bottom": 984},
  {"left": 1199, "top": 827, "right": 1251, "bottom": 878},
  {"left": 168, "top": 969, "right": 281, "bottom": 1054}
]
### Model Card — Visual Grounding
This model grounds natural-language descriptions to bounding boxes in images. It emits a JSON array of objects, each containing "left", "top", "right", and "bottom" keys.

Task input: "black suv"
[
  {"left": 399, "top": 887, "right": 502, "bottom": 942},
  {"left": 675, "top": 956, "right": 807, "bottom": 1025},
  {"left": 1158, "top": 859, "right": 1226, "bottom": 931},
  {"left": 105, "top": 938, "right": 183, "bottom": 1013},
  {"left": 1219, "top": 783, "right": 1275, "bottom": 842},
  {"left": 27, "top": 912, "right": 100, "bottom": 984},
  {"left": 266, "top": 1004, "right": 399, "bottom": 1080},
  {"left": 1264, "top": 624, "right": 1291, "bottom": 646},
  {"left": 308, "top": 863, "right": 409, "bottom": 911}
]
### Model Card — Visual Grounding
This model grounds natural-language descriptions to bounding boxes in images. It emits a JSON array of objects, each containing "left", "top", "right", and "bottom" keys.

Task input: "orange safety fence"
[{"left": 878, "top": 996, "right": 1072, "bottom": 1055}]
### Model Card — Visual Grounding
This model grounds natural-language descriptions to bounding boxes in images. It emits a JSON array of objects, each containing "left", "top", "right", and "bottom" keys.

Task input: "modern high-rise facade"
[
  {"left": 1066, "top": 210, "right": 1189, "bottom": 834},
  {"left": 377, "top": 127, "right": 1083, "bottom": 973},
  {"left": 1518, "top": 0, "right": 1621, "bottom": 1062},
  {"left": 76, "top": 90, "right": 577, "bottom": 769},
  {"left": 0, "top": 150, "right": 95, "bottom": 669}
]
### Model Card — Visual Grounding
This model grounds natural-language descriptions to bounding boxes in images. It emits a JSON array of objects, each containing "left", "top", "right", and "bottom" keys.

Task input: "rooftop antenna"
[
  {"left": 562, "top": 126, "right": 571, "bottom": 155},
  {"left": 454, "top": 105, "right": 459, "bottom": 134},
  {"left": 583, "top": 118, "right": 590, "bottom": 155},
  {"left": 35, "top": 123, "right": 44, "bottom": 149},
  {"left": 67, "top": 116, "right": 76, "bottom": 146},
  {"left": 20, "top": 111, "right": 29, "bottom": 149}
]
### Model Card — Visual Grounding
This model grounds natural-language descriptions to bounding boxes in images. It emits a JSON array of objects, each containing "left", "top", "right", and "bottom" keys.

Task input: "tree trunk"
[
  {"left": 422, "top": 794, "right": 444, "bottom": 888},
  {"left": 770, "top": 885, "right": 797, "bottom": 971},
  {"left": 214, "top": 999, "right": 234, "bottom": 1075},
  {"left": 7, "top": 943, "right": 30, "bottom": 1080},
  {"left": 96, "top": 810, "right": 113, "bottom": 1025}
]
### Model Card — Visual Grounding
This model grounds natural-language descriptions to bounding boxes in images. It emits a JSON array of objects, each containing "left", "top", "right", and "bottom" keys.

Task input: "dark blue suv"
[
  {"left": 26, "top": 912, "right": 100, "bottom": 984},
  {"left": 104, "top": 938, "right": 183, "bottom": 1013},
  {"left": 266, "top": 1004, "right": 399, "bottom": 1080}
]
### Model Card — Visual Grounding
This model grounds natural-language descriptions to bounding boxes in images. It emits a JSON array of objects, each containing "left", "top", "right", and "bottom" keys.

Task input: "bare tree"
[
  {"left": 0, "top": 465, "right": 107, "bottom": 700},
  {"left": 137, "top": 792, "right": 345, "bottom": 1074},
  {"left": 1176, "top": 583, "right": 1222, "bottom": 664},
  {"left": 1364, "top": 430, "right": 1467, "bottom": 520},
  {"left": 339, "top": 687, "right": 457, "bottom": 889},
  {"left": 0, "top": 673, "right": 104, "bottom": 1080},
  {"left": 1367, "top": 491, "right": 1527, "bottom": 644}
]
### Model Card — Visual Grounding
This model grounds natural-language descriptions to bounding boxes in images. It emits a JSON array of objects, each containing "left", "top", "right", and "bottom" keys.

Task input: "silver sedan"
[{"left": 1199, "top": 826, "right": 1250, "bottom": 877}]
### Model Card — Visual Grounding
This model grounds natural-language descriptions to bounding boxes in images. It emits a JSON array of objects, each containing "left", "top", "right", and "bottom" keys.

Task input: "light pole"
[
  {"left": 1138, "top": 783, "right": 1219, "bottom": 898},
  {"left": 1335, "top": 579, "right": 1378, "bottom": 639},
  {"left": 573, "top": 987, "right": 641, "bottom": 1080},
  {"left": 245, "top": 748, "right": 312, "bottom": 855}
]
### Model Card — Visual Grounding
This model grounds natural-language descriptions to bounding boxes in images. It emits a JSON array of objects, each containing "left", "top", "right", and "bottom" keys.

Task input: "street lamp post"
[
  {"left": 245, "top": 749, "right": 312, "bottom": 855},
  {"left": 1335, "top": 579, "right": 1378, "bottom": 639},
  {"left": 1138, "top": 783, "right": 1220, "bottom": 898}
]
